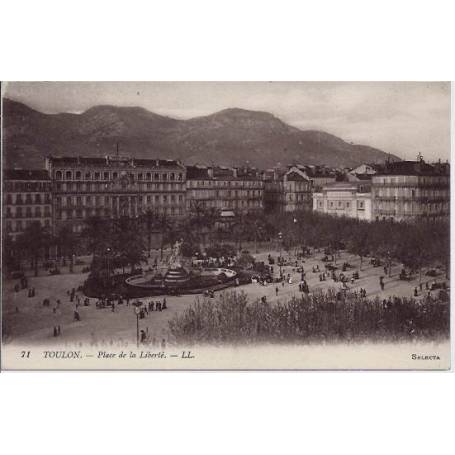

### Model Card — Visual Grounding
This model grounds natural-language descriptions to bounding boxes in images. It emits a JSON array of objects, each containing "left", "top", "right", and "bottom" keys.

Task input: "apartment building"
[
  {"left": 3, "top": 169, "right": 53, "bottom": 240},
  {"left": 185, "top": 165, "right": 264, "bottom": 215},
  {"left": 45, "top": 155, "right": 187, "bottom": 232},
  {"left": 371, "top": 159, "right": 450, "bottom": 222}
]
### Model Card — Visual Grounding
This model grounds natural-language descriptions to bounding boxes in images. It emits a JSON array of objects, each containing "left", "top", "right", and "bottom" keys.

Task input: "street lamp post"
[
  {"left": 134, "top": 305, "right": 140, "bottom": 348},
  {"left": 105, "top": 247, "right": 111, "bottom": 288},
  {"left": 278, "top": 231, "right": 283, "bottom": 277},
  {"left": 293, "top": 217, "right": 298, "bottom": 256}
]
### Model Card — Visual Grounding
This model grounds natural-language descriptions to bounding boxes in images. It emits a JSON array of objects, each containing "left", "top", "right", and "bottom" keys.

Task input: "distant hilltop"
[{"left": 2, "top": 98, "right": 401, "bottom": 169}]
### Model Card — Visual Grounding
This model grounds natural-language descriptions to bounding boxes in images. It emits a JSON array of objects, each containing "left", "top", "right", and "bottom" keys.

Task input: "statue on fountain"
[
  {"left": 168, "top": 239, "right": 183, "bottom": 269},
  {"left": 163, "top": 239, "right": 190, "bottom": 288}
]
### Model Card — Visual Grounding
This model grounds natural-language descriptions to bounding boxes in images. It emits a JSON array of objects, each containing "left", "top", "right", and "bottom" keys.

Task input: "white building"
[{"left": 313, "top": 182, "right": 372, "bottom": 221}]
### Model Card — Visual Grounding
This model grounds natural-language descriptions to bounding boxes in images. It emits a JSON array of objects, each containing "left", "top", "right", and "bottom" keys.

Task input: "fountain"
[{"left": 125, "top": 239, "right": 238, "bottom": 296}]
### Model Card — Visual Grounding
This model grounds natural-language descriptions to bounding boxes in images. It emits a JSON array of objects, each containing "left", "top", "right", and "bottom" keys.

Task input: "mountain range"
[{"left": 2, "top": 98, "right": 400, "bottom": 169}]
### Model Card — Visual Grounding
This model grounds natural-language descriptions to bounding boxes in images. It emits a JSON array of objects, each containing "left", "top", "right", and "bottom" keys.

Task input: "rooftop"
[
  {"left": 376, "top": 160, "right": 449, "bottom": 176},
  {"left": 46, "top": 155, "right": 184, "bottom": 169},
  {"left": 4, "top": 169, "right": 51, "bottom": 181}
]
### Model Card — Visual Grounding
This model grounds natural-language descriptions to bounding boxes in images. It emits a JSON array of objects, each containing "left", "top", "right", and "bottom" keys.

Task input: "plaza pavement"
[{"left": 2, "top": 245, "right": 448, "bottom": 347}]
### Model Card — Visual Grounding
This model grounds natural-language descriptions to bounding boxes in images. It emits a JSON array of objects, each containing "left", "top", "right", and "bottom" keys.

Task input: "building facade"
[
  {"left": 3, "top": 169, "right": 53, "bottom": 240},
  {"left": 371, "top": 159, "right": 450, "bottom": 222},
  {"left": 298, "top": 165, "right": 337, "bottom": 191},
  {"left": 313, "top": 181, "right": 373, "bottom": 221},
  {"left": 264, "top": 166, "right": 313, "bottom": 212},
  {"left": 186, "top": 165, "right": 264, "bottom": 215},
  {"left": 45, "top": 156, "right": 186, "bottom": 233}
]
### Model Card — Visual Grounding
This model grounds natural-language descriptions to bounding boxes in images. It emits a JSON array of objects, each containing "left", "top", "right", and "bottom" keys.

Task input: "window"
[
  {"left": 162, "top": 173, "right": 167, "bottom": 181},
  {"left": 66, "top": 171, "right": 72, "bottom": 180},
  {"left": 85, "top": 172, "right": 91, "bottom": 180},
  {"left": 104, "top": 171, "right": 110, "bottom": 180},
  {"left": 6, "top": 194, "right": 12, "bottom": 204},
  {"left": 170, "top": 173, "right": 175, "bottom": 181},
  {"left": 178, "top": 173, "right": 183, "bottom": 181},
  {"left": 94, "top": 172, "right": 100, "bottom": 180},
  {"left": 112, "top": 172, "right": 118, "bottom": 179},
  {"left": 146, "top": 172, "right": 151, "bottom": 181},
  {"left": 137, "top": 173, "right": 143, "bottom": 181},
  {"left": 35, "top": 207, "right": 41, "bottom": 217},
  {"left": 26, "top": 194, "right": 32, "bottom": 204},
  {"left": 75, "top": 171, "right": 82, "bottom": 180},
  {"left": 26, "top": 207, "right": 32, "bottom": 217},
  {"left": 55, "top": 171, "right": 63, "bottom": 180},
  {"left": 154, "top": 173, "right": 159, "bottom": 181}
]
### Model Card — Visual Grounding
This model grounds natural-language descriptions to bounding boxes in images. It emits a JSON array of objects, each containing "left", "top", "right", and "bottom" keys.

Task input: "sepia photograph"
[{"left": 1, "top": 81, "right": 451, "bottom": 370}]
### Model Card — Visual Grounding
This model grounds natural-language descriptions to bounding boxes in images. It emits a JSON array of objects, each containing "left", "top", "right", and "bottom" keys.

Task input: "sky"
[{"left": 3, "top": 81, "right": 451, "bottom": 161}]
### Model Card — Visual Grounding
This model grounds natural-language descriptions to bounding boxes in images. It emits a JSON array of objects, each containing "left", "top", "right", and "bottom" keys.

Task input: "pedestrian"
[
  {"left": 74, "top": 309, "right": 81, "bottom": 321},
  {"left": 140, "top": 330, "right": 147, "bottom": 343},
  {"left": 414, "top": 287, "right": 418, "bottom": 297},
  {"left": 162, "top": 298, "right": 167, "bottom": 310},
  {"left": 161, "top": 338, "right": 166, "bottom": 349}
]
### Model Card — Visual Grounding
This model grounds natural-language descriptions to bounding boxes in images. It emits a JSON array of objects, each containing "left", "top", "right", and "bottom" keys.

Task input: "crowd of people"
[{"left": 7, "top": 242, "right": 450, "bottom": 346}]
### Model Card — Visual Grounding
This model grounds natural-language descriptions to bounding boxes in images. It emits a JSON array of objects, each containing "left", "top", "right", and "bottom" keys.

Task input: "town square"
[{"left": 1, "top": 82, "right": 451, "bottom": 368}]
